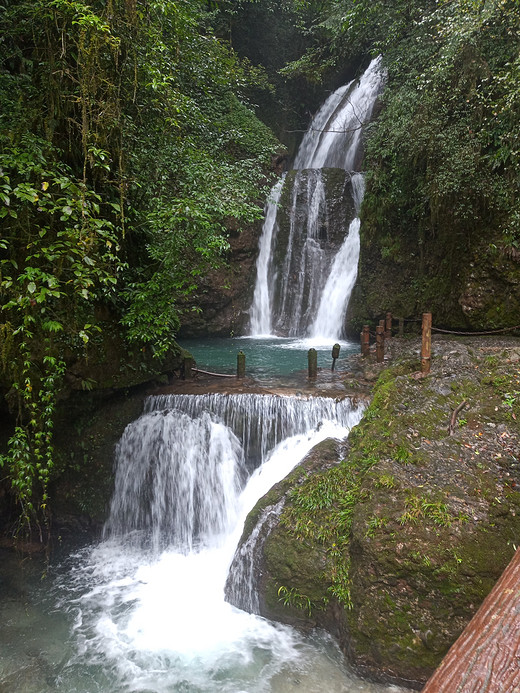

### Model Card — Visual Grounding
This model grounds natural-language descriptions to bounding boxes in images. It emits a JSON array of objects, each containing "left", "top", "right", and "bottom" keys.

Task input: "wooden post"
[
  {"left": 422, "top": 547, "right": 520, "bottom": 692},
  {"left": 237, "top": 350, "right": 246, "bottom": 379},
  {"left": 398, "top": 317, "right": 404, "bottom": 337},
  {"left": 182, "top": 357, "right": 195, "bottom": 379},
  {"left": 376, "top": 325, "right": 384, "bottom": 363},
  {"left": 361, "top": 325, "right": 370, "bottom": 357},
  {"left": 385, "top": 312, "right": 392, "bottom": 339},
  {"left": 421, "top": 312, "right": 432, "bottom": 374},
  {"left": 331, "top": 343, "right": 340, "bottom": 371},
  {"left": 308, "top": 348, "right": 318, "bottom": 379}
]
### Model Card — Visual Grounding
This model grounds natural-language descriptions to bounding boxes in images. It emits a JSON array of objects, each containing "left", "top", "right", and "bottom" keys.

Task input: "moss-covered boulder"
[
  {"left": 231, "top": 337, "right": 520, "bottom": 688},
  {"left": 347, "top": 208, "right": 520, "bottom": 336},
  {"left": 226, "top": 438, "right": 350, "bottom": 634}
]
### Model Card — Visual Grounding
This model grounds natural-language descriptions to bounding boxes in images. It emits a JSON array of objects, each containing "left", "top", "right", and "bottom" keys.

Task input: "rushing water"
[
  {"left": 249, "top": 177, "right": 286, "bottom": 338},
  {"left": 0, "top": 394, "right": 410, "bottom": 693},
  {"left": 249, "top": 58, "right": 384, "bottom": 340},
  {"left": 293, "top": 58, "right": 383, "bottom": 172}
]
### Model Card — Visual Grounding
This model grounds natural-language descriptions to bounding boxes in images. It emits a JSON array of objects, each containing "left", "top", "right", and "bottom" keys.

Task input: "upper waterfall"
[
  {"left": 294, "top": 57, "right": 383, "bottom": 171},
  {"left": 249, "top": 57, "right": 384, "bottom": 340}
]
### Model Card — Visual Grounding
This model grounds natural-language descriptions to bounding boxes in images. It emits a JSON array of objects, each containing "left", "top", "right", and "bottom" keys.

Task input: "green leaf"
[{"left": 42, "top": 320, "right": 63, "bottom": 333}]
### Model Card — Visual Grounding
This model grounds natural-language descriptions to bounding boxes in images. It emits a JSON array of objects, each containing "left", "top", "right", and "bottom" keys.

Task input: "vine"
[{"left": 0, "top": 345, "right": 65, "bottom": 537}]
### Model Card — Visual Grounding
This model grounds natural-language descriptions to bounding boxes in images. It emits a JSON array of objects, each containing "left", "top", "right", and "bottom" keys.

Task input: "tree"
[{"left": 0, "top": 0, "right": 278, "bottom": 533}]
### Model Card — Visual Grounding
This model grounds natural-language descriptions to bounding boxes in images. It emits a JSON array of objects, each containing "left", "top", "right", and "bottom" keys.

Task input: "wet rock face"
[
  {"left": 347, "top": 212, "right": 520, "bottom": 337},
  {"left": 233, "top": 337, "right": 520, "bottom": 688},
  {"left": 458, "top": 249, "right": 520, "bottom": 326},
  {"left": 178, "top": 219, "right": 262, "bottom": 338}
]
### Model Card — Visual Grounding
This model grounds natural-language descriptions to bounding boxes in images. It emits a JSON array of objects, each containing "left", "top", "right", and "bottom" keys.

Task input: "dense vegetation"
[
  {"left": 1, "top": 0, "right": 519, "bottom": 532},
  {"left": 358, "top": 0, "right": 520, "bottom": 324},
  {"left": 264, "top": 0, "right": 519, "bottom": 325},
  {"left": 259, "top": 0, "right": 519, "bottom": 251},
  {"left": 0, "top": 0, "right": 278, "bottom": 530}
]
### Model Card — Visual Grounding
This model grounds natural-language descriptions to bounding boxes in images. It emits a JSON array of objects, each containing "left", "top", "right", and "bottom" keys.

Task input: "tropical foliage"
[
  {"left": 278, "top": 0, "right": 519, "bottom": 265},
  {"left": 0, "top": 0, "right": 278, "bottom": 529},
  {"left": 268, "top": 0, "right": 519, "bottom": 322},
  {"left": 361, "top": 0, "right": 520, "bottom": 251},
  {"left": 1, "top": 0, "right": 519, "bottom": 530}
]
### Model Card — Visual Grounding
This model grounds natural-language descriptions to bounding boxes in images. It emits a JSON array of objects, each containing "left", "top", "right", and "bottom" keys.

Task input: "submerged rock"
[{"left": 230, "top": 336, "right": 520, "bottom": 689}]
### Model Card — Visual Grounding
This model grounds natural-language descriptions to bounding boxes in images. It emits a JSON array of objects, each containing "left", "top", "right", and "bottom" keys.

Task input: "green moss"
[
  {"left": 398, "top": 494, "right": 468, "bottom": 528},
  {"left": 248, "top": 339, "right": 520, "bottom": 682}
]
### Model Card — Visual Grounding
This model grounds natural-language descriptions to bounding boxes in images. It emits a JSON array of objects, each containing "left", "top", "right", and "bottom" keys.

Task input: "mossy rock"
[
  {"left": 347, "top": 205, "right": 520, "bottom": 335},
  {"left": 238, "top": 337, "right": 520, "bottom": 688}
]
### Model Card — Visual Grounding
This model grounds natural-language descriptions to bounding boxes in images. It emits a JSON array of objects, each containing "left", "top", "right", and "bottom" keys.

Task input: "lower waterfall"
[{"left": 33, "top": 393, "right": 401, "bottom": 691}]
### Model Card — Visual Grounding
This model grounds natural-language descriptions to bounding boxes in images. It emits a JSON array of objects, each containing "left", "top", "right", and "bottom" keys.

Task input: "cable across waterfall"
[{"left": 249, "top": 58, "right": 384, "bottom": 340}]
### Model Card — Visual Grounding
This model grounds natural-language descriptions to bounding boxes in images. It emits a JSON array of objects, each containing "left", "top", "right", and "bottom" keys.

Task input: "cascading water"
[
  {"left": 310, "top": 174, "right": 365, "bottom": 339},
  {"left": 249, "top": 57, "right": 384, "bottom": 340},
  {"left": 142, "top": 392, "right": 360, "bottom": 469},
  {"left": 103, "top": 409, "right": 246, "bottom": 553},
  {"left": 26, "top": 393, "right": 419, "bottom": 693},
  {"left": 0, "top": 58, "right": 409, "bottom": 693},
  {"left": 249, "top": 176, "right": 286, "bottom": 337},
  {"left": 0, "top": 392, "right": 417, "bottom": 692}
]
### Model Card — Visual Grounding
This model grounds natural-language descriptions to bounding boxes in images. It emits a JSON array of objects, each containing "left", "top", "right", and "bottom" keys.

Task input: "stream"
[
  {"left": 1, "top": 393, "right": 410, "bottom": 693},
  {"left": 0, "top": 543, "right": 407, "bottom": 693}
]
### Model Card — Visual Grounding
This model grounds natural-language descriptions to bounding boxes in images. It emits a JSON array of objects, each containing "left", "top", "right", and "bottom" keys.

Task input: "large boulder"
[{"left": 226, "top": 337, "right": 520, "bottom": 688}]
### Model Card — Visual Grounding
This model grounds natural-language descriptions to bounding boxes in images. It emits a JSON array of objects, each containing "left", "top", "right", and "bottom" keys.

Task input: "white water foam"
[
  {"left": 250, "top": 176, "right": 286, "bottom": 336},
  {"left": 49, "top": 395, "right": 396, "bottom": 693},
  {"left": 310, "top": 218, "right": 361, "bottom": 340}
]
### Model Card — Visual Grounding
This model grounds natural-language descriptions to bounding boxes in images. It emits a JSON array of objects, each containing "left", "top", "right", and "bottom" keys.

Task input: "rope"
[
  {"left": 193, "top": 368, "right": 237, "bottom": 379},
  {"left": 431, "top": 325, "right": 520, "bottom": 336},
  {"left": 364, "top": 320, "right": 520, "bottom": 339}
]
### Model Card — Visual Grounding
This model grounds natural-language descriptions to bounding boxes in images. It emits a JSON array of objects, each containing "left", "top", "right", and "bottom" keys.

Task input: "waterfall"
[
  {"left": 143, "top": 392, "right": 360, "bottom": 472},
  {"left": 249, "top": 176, "right": 285, "bottom": 336},
  {"left": 103, "top": 393, "right": 362, "bottom": 552},
  {"left": 310, "top": 173, "right": 365, "bottom": 339},
  {"left": 224, "top": 499, "right": 285, "bottom": 614},
  {"left": 103, "top": 410, "right": 246, "bottom": 553},
  {"left": 55, "top": 393, "right": 366, "bottom": 692},
  {"left": 294, "top": 58, "right": 384, "bottom": 171},
  {"left": 310, "top": 217, "right": 361, "bottom": 339},
  {"left": 249, "top": 57, "right": 384, "bottom": 339}
]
